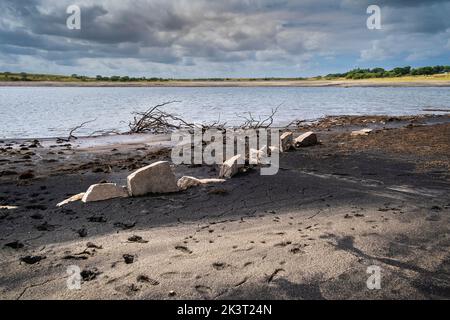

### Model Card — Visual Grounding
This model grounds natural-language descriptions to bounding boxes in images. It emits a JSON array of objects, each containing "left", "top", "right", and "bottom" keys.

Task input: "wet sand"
[{"left": 0, "top": 115, "right": 449, "bottom": 300}]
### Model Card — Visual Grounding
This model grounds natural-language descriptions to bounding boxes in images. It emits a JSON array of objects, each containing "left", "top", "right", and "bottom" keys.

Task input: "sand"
[
  {"left": 0, "top": 115, "right": 449, "bottom": 300},
  {"left": 1, "top": 78, "right": 450, "bottom": 88}
]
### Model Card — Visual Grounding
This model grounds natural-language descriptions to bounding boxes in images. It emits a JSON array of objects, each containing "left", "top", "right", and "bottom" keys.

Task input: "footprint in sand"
[
  {"left": 234, "top": 277, "right": 249, "bottom": 287},
  {"left": 266, "top": 268, "right": 284, "bottom": 283},
  {"left": 175, "top": 245, "right": 193, "bottom": 254},
  {"left": 160, "top": 271, "right": 178, "bottom": 279},
  {"left": 127, "top": 235, "right": 148, "bottom": 243},
  {"left": 115, "top": 283, "right": 140, "bottom": 297},
  {"left": 137, "top": 275, "right": 159, "bottom": 286},
  {"left": 290, "top": 247, "right": 302, "bottom": 254},
  {"left": 195, "top": 285, "right": 212, "bottom": 296},
  {"left": 274, "top": 241, "right": 292, "bottom": 247},
  {"left": 212, "top": 262, "right": 229, "bottom": 270}
]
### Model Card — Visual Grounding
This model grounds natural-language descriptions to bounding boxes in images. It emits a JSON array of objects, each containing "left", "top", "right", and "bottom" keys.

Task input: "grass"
[
  {"left": 322, "top": 74, "right": 450, "bottom": 82},
  {"left": 0, "top": 72, "right": 449, "bottom": 83}
]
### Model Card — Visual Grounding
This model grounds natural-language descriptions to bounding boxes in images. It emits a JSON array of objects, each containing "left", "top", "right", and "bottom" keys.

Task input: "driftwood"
[
  {"left": 58, "top": 119, "right": 97, "bottom": 142},
  {"left": 128, "top": 101, "right": 281, "bottom": 134},
  {"left": 128, "top": 101, "right": 228, "bottom": 134},
  {"left": 284, "top": 119, "right": 307, "bottom": 128},
  {"left": 236, "top": 104, "right": 281, "bottom": 129},
  {"left": 128, "top": 101, "right": 193, "bottom": 134}
]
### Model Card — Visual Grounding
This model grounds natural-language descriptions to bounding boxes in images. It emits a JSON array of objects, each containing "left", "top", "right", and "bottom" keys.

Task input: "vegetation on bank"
[
  {"left": 323, "top": 65, "right": 450, "bottom": 80},
  {"left": 0, "top": 65, "right": 449, "bottom": 83}
]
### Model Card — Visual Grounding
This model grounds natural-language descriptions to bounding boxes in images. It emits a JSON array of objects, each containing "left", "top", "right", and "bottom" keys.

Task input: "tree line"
[
  {"left": 324, "top": 65, "right": 450, "bottom": 80},
  {"left": 1, "top": 66, "right": 449, "bottom": 82}
]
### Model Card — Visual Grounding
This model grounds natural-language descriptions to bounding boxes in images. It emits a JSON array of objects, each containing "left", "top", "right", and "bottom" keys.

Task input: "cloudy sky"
[{"left": 0, "top": 0, "right": 449, "bottom": 78}]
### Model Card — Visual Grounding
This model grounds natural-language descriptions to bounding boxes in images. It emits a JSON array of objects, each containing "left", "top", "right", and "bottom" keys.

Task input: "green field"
[{"left": 1, "top": 65, "right": 449, "bottom": 83}]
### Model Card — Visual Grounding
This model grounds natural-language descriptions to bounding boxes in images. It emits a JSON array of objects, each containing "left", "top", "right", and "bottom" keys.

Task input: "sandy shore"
[
  {"left": 1, "top": 115, "right": 449, "bottom": 300},
  {"left": 1, "top": 79, "right": 450, "bottom": 87}
]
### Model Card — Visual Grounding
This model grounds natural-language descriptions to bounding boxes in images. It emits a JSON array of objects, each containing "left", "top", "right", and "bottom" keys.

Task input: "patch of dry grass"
[{"left": 334, "top": 123, "right": 450, "bottom": 172}]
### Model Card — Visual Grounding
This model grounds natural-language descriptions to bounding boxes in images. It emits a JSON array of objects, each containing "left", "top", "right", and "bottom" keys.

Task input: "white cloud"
[{"left": 0, "top": 0, "right": 449, "bottom": 77}]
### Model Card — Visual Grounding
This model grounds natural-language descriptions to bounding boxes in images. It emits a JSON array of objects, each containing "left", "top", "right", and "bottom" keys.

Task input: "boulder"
[
  {"left": 269, "top": 146, "right": 280, "bottom": 155},
  {"left": 219, "top": 154, "right": 243, "bottom": 179},
  {"left": 127, "top": 161, "right": 179, "bottom": 196},
  {"left": 177, "top": 176, "right": 226, "bottom": 190},
  {"left": 351, "top": 128, "right": 373, "bottom": 136},
  {"left": 294, "top": 131, "right": 318, "bottom": 148},
  {"left": 57, "top": 192, "right": 85, "bottom": 207},
  {"left": 280, "top": 132, "right": 293, "bottom": 152},
  {"left": 82, "top": 183, "right": 128, "bottom": 203},
  {"left": 0, "top": 205, "right": 18, "bottom": 210},
  {"left": 249, "top": 146, "right": 269, "bottom": 165}
]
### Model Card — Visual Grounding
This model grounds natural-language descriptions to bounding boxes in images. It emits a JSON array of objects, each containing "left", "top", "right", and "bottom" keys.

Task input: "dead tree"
[
  {"left": 128, "top": 101, "right": 195, "bottom": 134},
  {"left": 128, "top": 101, "right": 227, "bottom": 134},
  {"left": 128, "top": 101, "right": 283, "bottom": 134}
]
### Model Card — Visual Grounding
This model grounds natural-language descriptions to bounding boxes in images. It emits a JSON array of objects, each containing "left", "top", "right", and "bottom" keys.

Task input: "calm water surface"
[{"left": 0, "top": 86, "right": 449, "bottom": 138}]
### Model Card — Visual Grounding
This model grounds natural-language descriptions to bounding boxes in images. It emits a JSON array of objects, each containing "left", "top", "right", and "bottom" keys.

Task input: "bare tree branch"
[
  {"left": 128, "top": 101, "right": 283, "bottom": 134},
  {"left": 236, "top": 103, "right": 282, "bottom": 129},
  {"left": 58, "top": 118, "right": 97, "bottom": 142}
]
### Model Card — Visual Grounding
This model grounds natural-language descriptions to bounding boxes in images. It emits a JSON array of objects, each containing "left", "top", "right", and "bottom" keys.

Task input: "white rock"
[
  {"left": 294, "top": 131, "right": 318, "bottom": 148},
  {"left": 249, "top": 146, "right": 269, "bottom": 165},
  {"left": 127, "top": 161, "right": 179, "bottom": 196},
  {"left": 269, "top": 146, "right": 280, "bottom": 155},
  {"left": 351, "top": 128, "right": 373, "bottom": 136},
  {"left": 177, "top": 176, "right": 226, "bottom": 190},
  {"left": 280, "top": 132, "right": 293, "bottom": 152},
  {"left": 56, "top": 192, "right": 85, "bottom": 207},
  {"left": 0, "top": 205, "right": 18, "bottom": 210},
  {"left": 82, "top": 184, "right": 128, "bottom": 203},
  {"left": 219, "top": 154, "right": 244, "bottom": 179}
]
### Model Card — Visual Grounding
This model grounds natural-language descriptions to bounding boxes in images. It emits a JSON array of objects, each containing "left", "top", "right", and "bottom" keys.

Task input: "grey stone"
[{"left": 294, "top": 131, "right": 318, "bottom": 148}]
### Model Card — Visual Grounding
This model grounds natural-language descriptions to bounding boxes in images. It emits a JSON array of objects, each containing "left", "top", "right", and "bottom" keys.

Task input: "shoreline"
[
  {"left": 0, "top": 114, "right": 450, "bottom": 141},
  {"left": 2, "top": 114, "right": 450, "bottom": 141},
  {"left": 1, "top": 114, "right": 449, "bottom": 299},
  {"left": 1, "top": 79, "right": 450, "bottom": 88}
]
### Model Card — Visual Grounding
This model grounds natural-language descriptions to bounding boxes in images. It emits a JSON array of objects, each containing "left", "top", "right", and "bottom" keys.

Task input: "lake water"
[{"left": 1, "top": 86, "right": 449, "bottom": 139}]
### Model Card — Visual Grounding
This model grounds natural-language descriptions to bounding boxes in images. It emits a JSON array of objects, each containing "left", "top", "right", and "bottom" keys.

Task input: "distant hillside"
[
  {"left": 323, "top": 65, "right": 450, "bottom": 80},
  {"left": 0, "top": 65, "right": 449, "bottom": 82}
]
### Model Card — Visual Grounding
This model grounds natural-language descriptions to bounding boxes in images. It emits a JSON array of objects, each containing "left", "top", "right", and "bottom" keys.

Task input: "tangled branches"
[
  {"left": 128, "top": 101, "right": 195, "bottom": 134},
  {"left": 128, "top": 101, "right": 281, "bottom": 134},
  {"left": 236, "top": 105, "right": 280, "bottom": 129},
  {"left": 128, "top": 101, "right": 229, "bottom": 134}
]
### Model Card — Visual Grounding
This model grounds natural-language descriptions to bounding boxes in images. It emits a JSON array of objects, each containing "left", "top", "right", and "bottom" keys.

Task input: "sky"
[{"left": 0, "top": 0, "right": 449, "bottom": 78}]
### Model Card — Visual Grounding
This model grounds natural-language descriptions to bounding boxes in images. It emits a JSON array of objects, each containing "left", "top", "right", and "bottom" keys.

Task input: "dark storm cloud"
[{"left": 0, "top": 0, "right": 448, "bottom": 77}]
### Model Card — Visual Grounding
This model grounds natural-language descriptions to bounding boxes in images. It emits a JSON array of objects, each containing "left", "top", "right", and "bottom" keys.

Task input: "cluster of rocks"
[
  {"left": 280, "top": 131, "right": 318, "bottom": 151},
  {"left": 57, "top": 131, "right": 319, "bottom": 205},
  {"left": 57, "top": 161, "right": 226, "bottom": 206}
]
